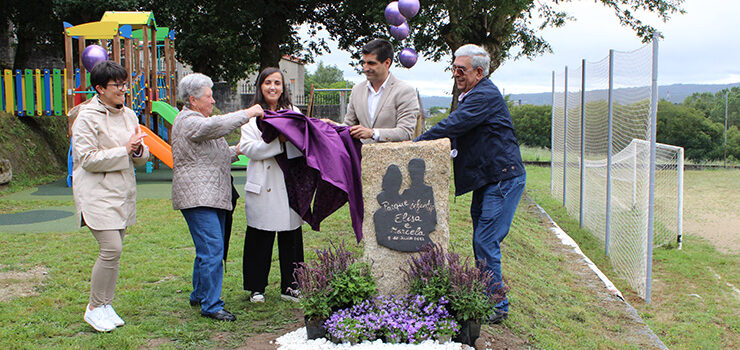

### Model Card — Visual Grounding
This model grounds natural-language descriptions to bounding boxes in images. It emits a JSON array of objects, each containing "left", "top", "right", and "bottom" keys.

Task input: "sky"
[{"left": 303, "top": 0, "right": 740, "bottom": 96}]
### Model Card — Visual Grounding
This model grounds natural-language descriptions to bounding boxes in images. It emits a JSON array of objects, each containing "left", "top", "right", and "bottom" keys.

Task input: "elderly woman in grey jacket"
[{"left": 171, "top": 73, "right": 263, "bottom": 321}]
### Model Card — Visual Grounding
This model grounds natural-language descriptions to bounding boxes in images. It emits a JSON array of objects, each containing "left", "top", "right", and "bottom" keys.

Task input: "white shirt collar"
[
  {"left": 367, "top": 73, "right": 391, "bottom": 95},
  {"left": 458, "top": 90, "right": 467, "bottom": 102}
]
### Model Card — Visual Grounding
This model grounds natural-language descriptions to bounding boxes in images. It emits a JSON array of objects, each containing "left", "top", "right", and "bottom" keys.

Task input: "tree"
[
  {"left": 683, "top": 87, "right": 740, "bottom": 129},
  {"left": 509, "top": 104, "right": 551, "bottom": 149},
  {"left": 4, "top": 0, "right": 143, "bottom": 69},
  {"left": 149, "top": 0, "right": 337, "bottom": 84},
  {"left": 304, "top": 61, "right": 345, "bottom": 92},
  {"left": 320, "top": 0, "right": 684, "bottom": 110},
  {"left": 657, "top": 100, "right": 724, "bottom": 161}
]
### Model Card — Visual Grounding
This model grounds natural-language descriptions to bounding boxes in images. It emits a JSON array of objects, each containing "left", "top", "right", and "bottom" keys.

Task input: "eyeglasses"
[
  {"left": 452, "top": 64, "right": 471, "bottom": 76},
  {"left": 107, "top": 82, "right": 129, "bottom": 91}
]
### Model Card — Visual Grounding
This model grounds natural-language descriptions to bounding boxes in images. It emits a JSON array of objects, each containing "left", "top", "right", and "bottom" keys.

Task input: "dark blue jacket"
[{"left": 415, "top": 78, "right": 524, "bottom": 196}]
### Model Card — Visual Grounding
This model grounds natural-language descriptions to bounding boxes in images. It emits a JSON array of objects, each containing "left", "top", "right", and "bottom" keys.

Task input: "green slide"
[
  {"left": 151, "top": 101, "right": 178, "bottom": 125},
  {"left": 150, "top": 101, "right": 249, "bottom": 167}
]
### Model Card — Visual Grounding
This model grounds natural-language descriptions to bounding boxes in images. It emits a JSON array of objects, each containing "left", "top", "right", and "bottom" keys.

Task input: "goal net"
[{"left": 551, "top": 41, "right": 684, "bottom": 300}]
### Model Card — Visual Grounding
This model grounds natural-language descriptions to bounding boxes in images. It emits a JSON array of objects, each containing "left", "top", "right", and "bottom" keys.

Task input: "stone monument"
[{"left": 361, "top": 139, "right": 450, "bottom": 294}]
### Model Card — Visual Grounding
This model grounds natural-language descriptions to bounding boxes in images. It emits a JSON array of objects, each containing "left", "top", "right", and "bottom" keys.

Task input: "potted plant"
[
  {"left": 404, "top": 244, "right": 508, "bottom": 346},
  {"left": 293, "top": 241, "right": 377, "bottom": 340},
  {"left": 293, "top": 260, "right": 332, "bottom": 339}
]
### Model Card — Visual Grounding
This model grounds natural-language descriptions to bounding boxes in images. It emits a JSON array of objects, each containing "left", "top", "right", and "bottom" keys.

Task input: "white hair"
[
  {"left": 454, "top": 44, "right": 490, "bottom": 76},
  {"left": 178, "top": 73, "right": 213, "bottom": 106}
]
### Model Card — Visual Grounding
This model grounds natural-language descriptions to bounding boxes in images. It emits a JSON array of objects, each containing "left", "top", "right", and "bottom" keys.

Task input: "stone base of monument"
[{"left": 361, "top": 139, "right": 451, "bottom": 295}]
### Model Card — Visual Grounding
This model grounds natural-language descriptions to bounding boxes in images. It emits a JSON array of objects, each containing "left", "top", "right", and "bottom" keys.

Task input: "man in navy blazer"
[
  {"left": 415, "top": 44, "right": 526, "bottom": 324},
  {"left": 342, "top": 39, "right": 419, "bottom": 143}
]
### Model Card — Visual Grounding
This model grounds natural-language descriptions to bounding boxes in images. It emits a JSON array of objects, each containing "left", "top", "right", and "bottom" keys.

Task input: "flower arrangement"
[
  {"left": 404, "top": 243, "right": 508, "bottom": 323},
  {"left": 293, "top": 241, "right": 377, "bottom": 322},
  {"left": 324, "top": 295, "right": 459, "bottom": 344}
]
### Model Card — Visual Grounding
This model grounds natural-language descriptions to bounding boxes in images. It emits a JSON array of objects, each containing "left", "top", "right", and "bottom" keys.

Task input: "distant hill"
[{"left": 420, "top": 82, "right": 740, "bottom": 107}]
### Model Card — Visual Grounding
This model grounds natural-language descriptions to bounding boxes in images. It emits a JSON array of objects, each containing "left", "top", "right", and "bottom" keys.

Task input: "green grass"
[
  {"left": 525, "top": 165, "right": 740, "bottom": 349},
  {"left": 519, "top": 145, "right": 552, "bottom": 162},
  {"left": 2, "top": 168, "right": 737, "bottom": 348}
]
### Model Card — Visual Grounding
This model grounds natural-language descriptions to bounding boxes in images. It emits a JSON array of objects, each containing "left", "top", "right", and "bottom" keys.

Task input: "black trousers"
[{"left": 242, "top": 225, "right": 304, "bottom": 294}]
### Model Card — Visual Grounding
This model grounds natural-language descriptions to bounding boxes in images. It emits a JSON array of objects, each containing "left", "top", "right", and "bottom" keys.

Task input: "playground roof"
[
  {"left": 100, "top": 11, "right": 156, "bottom": 29},
  {"left": 65, "top": 21, "right": 119, "bottom": 39},
  {"left": 133, "top": 27, "right": 172, "bottom": 41}
]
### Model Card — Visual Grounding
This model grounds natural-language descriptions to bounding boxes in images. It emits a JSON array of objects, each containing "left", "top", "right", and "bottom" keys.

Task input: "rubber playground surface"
[{"left": 0, "top": 167, "right": 247, "bottom": 234}]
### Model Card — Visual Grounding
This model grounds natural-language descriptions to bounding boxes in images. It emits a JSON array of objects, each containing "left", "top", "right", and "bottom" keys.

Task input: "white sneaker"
[
  {"left": 250, "top": 292, "right": 265, "bottom": 303},
  {"left": 104, "top": 305, "right": 125, "bottom": 327},
  {"left": 84, "top": 304, "right": 116, "bottom": 332}
]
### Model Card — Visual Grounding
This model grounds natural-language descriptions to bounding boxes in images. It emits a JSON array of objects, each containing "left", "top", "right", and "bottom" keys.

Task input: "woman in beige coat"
[{"left": 71, "top": 61, "right": 149, "bottom": 332}]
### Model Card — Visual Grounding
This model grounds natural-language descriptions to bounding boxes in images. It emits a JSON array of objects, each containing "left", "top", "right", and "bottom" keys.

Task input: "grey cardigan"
[{"left": 171, "top": 106, "right": 251, "bottom": 211}]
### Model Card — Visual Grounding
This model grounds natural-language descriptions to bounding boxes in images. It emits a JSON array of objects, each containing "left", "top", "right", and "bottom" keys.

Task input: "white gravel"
[{"left": 275, "top": 327, "right": 474, "bottom": 350}]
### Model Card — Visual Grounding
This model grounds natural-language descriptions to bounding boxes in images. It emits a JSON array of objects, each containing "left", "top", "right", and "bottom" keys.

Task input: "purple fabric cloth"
[{"left": 257, "top": 110, "right": 364, "bottom": 242}]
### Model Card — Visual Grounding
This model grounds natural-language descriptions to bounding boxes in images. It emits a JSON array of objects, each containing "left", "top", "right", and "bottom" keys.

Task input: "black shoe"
[
  {"left": 189, "top": 299, "right": 200, "bottom": 307},
  {"left": 488, "top": 312, "right": 508, "bottom": 324},
  {"left": 202, "top": 309, "right": 236, "bottom": 321}
]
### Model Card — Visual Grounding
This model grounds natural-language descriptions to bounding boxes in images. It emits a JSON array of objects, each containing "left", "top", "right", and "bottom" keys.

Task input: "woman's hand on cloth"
[
  {"left": 127, "top": 125, "right": 146, "bottom": 155},
  {"left": 320, "top": 118, "right": 337, "bottom": 125},
  {"left": 246, "top": 104, "right": 264, "bottom": 119}
]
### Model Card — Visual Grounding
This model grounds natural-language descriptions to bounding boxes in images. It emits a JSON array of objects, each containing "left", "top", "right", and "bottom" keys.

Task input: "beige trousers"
[{"left": 89, "top": 229, "right": 125, "bottom": 308}]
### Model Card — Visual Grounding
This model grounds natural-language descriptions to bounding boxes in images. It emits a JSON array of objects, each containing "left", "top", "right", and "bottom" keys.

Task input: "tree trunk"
[
  {"left": 258, "top": 13, "right": 287, "bottom": 72},
  {"left": 12, "top": 21, "right": 34, "bottom": 69},
  {"left": 0, "top": 19, "right": 11, "bottom": 69}
]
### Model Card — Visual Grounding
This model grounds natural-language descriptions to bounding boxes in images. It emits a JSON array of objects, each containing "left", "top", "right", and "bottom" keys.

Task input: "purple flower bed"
[{"left": 324, "top": 295, "right": 459, "bottom": 344}]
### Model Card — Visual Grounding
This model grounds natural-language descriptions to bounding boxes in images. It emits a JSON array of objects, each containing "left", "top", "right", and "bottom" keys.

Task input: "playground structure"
[{"left": 0, "top": 11, "right": 248, "bottom": 176}]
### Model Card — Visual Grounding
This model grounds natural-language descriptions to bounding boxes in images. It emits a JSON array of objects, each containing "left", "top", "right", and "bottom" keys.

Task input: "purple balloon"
[
  {"left": 385, "top": 2, "right": 406, "bottom": 26},
  {"left": 390, "top": 21, "right": 410, "bottom": 40},
  {"left": 81, "top": 45, "right": 109, "bottom": 72},
  {"left": 398, "top": 0, "right": 420, "bottom": 19},
  {"left": 399, "top": 47, "right": 418, "bottom": 68}
]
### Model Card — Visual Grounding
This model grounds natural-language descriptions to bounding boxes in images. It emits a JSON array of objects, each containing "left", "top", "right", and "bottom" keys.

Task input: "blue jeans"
[
  {"left": 181, "top": 207, "right": 227, "bottom": 314},
  {"left": 471, "top": 173, "right": 526, "bottom": 313}
]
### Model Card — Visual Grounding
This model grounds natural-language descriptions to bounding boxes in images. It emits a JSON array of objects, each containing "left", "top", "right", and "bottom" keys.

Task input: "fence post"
[
  {"left": 646, "top": 33, "right": 660, "bottom": 304},
  {"left": 339, "top": 90, "right": 347, "bottom": 121},
  {"left": 677, "top": 147, "right": 684, "bottom": 249},
  {"left": 563, "top": 66, "right": 568, "bottom": 206},
  {"left": 551, "top": 71, "right": 555, "bottom": 196},
  {"left": 579, "top": 59, "right": 586, "bottom": 228},
  {"left": 605, "top": 49, "right": 615, "bottom": 256}
]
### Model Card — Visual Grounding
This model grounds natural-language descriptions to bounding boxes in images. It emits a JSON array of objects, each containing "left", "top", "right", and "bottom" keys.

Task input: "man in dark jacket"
[{"left": 415, "top": 44, "right": 526, "bottom": 324}]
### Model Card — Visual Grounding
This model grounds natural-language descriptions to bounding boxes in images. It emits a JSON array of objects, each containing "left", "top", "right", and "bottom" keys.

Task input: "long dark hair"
[{"left": 251, "top": 67, "right": 293, "bottom": 111}]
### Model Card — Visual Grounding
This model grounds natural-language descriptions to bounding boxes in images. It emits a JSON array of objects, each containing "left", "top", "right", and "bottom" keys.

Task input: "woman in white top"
[{"left": 238, "top": 67, "right": 304, "bottom": 303}]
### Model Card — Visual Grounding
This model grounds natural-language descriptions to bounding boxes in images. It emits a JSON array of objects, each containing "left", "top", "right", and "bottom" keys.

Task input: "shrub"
[
  {"left": 404, "top": 243, "right": 508, "bottom": 322},
  {"left": 293, "top": 241, "right": 376, "bottom": 320},
  {"left": 328, "top": 261, "right": 377, "bottom": 311}
]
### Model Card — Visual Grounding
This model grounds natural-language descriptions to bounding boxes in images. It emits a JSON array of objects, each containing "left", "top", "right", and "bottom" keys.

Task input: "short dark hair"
[
  {"left": 251, "top": 67, "right": 293, "bottom": 111},
  {"left": 90, "top": 60, "right": 128, "bottom": 93},
  {"left": 362, "top": 39, "right": 394, "bottom": 63}
]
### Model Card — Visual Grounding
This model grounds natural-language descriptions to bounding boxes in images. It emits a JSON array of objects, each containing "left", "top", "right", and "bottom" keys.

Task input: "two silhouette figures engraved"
[{"left": 373, "top": 158, "right": 437, "bottom": 252}]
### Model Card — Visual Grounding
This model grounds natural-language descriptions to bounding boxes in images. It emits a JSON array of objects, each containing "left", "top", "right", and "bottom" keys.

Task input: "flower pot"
[
  {"left": 453, "top": 319, "right": 481, "bottom": 346},
  {"left": 304, "top": 317, "right": 327, "bottom": 340}
]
